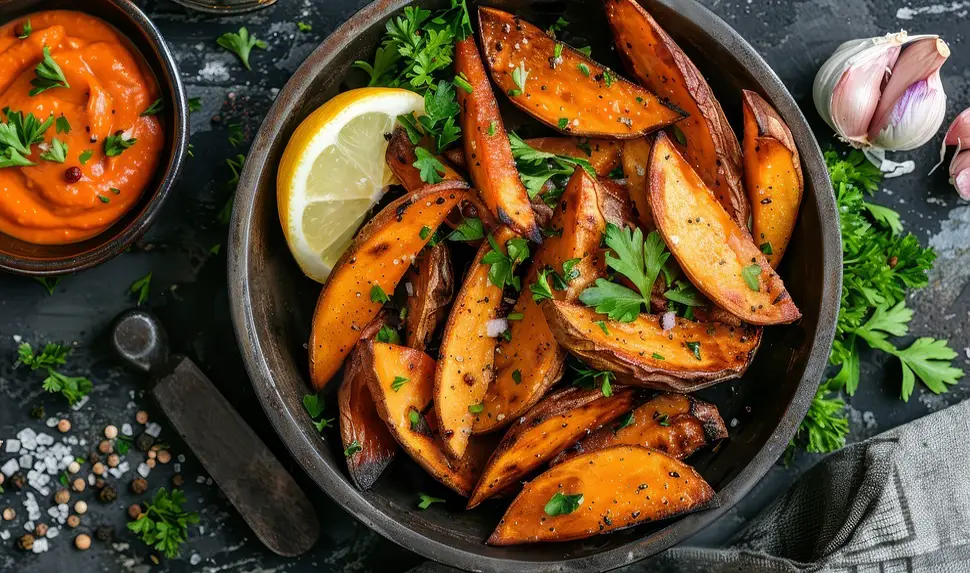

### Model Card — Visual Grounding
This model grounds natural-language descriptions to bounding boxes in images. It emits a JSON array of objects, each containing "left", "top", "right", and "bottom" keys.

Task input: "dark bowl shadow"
[{"left": 228, "top": 0, "right": 840, "bottom": 571}]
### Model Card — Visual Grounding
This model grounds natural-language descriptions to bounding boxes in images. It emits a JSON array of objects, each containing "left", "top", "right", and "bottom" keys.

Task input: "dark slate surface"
[{"left": 1, "top": 0, "right": 968, "bottom": 571}]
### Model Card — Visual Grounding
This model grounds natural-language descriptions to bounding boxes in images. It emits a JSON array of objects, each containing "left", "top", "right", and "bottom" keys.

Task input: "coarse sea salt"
[
  {"left": 5, "top": 439, "right": 20, "bottom": 453},
  {"left": 145, "top": 422, "right": 162, "bottom": 438},
  {"left": 1, "top": 458, "right": 20, "bottom": 477},
  {"left": 121, "top": 424, "right": 133, "bottom": 437},
  {"left": 137, "top": 463, "right": 151, "bottom": 478}
]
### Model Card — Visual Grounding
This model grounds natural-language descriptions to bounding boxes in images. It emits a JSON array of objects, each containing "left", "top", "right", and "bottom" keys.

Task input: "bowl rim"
[
  {"left": 0, "top": 0, "right": 189, "bottom": 277},
  {"left": 228, "top": 0, "right": 841, "bottom": 570}
]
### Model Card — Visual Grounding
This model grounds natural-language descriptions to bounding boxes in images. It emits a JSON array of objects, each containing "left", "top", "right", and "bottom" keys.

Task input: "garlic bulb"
[
  {"left": 813, "top": 32, "right": 950, "bottom": 169},
  {"left": 934, "top": 108, "right": 970, "bottom": 199}
]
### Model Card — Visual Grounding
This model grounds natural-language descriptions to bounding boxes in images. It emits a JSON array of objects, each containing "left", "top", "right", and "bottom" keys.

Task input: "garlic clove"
[
  {"left": 949, "top": 150, "right": 970, "bottom": 200},
  {"left": 813, "top": 33, "right": 906, "bottom": 145},
  {"left": 867, "top": 37, "right": 949, "bottom": 146},
  {"left": 943, "top": 107, "right": 970, "bottom": 146}
]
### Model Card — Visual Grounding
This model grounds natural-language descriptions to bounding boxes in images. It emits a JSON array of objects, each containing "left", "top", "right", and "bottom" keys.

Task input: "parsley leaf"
[
  {"left": 508, "top": 132, "right": 595, "bottom": 199},
  {"left": 18, "top": 18, "right": 31, "bottom": 40},
  {"left": 418, "top": 493, "right": 446, "bottom": 509},
  {"left": 217, "top": 27, "right": 267, "bottom": 71},
  {"left": 391, "top": 376, "right": 410, "bottom": 391},
  {"left": 39, "top": 137, "right": 67, "bottom": 163},
  {"left": 741, "top": 263, "right": 761, "bottom": 291},
  {"left": 127, "top": 488, "right": 200, "bottom": 559},
  {"left": 481, "top": 234, "right": 530, "bottom": 291},
  {"left": 130, "top": 272, "right": 152, "bottom": 306},
  {"left": 297, "top": 21, "right": 312, "bottom": 32},
  {"left": 30, "top": 46, "right": 70, "bottom": 96},
  {"left": 104, "top": 132, "right": 136, "bottom": 157},
  {"left": 55, "top": 116, "right": 70, "bottom": 134},
  {"left": 141, "top": 98, "right": 164, "bottom": 117},
  {"left": 413, "top": 147, "right": 446, "bottom": 183},
  {"left": 376, "top": 325, "right": 401, "bottom": 344},
  {"left": 544, "top": 492, "right": 583, "bottom": 516},
  {"left": 570, "top": 360, "right": 615, "bottom": 397},
  {"left": 530, "top": 268, "right": 555, "bottom": 302},
  {"left": 370, "top": 285, "right": 390, "bottom": 304},
  {"left": 447, "top": 217, "right": 484, "bottom": 242},
  {"left": 344, "top": 440, "right": 363, "bottom": 457},
  {"left": 0, "top": 109, "right": 54, "bottom": 167},
  {"left": 188, "top": 97, "right": 203, "bottom": 112},
  {"left": 18, "top": 342, "right": 93, "bottom": 406},
  {"left": 303, "top": 393, "right": 335, "bottom": 432},
  {"left": 546, "top": 17, "right": 569, "bottom": 37}
]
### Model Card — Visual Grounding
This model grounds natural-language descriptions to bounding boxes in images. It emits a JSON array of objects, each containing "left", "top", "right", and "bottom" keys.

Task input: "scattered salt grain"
[
  {"left": 47, "top": 527, "right": 59, "bottom": 539},
  {"left": 190, "top": 554, "right": 202, "bottom": 566},
  {"left": 121, "top": 424, "right": 133, "bottom": 437},
  {"left": 136, "top": 463, "right": 151, "bottom": 478},
  {"left": 36, "top": 433, "right": 54, "bottom": 447},
  {"left": 485, "top": 318, "right": 509, "bottom": 338},
  {"left": 177, "top": 454, "right": 186, "bottom": 463},
  {"left": 0, "top": 530, "right": 9, "bottom": 540},
  {"left": 32, "top": 537, "right": 48, "bottom": 553},
  {"left": 173, "top": 463, "right": 181, "bottom": 473},
  {"left": 45, "top": 418, "right": 58, "bottom": 428},
  {"left": 17, "top": 428, "right": 38, "bottom": 450},
  {"left": 730, "top": 418, "right": 739, "bottom": 428},
  {"left": 144, "top": 423, "right": 162, "bottom": 438},
  {"left": 196, "top": 476, "right": 206, "bottom": 484},
  {"left": 1, "top": 459, "right": 20, "bottom": 477},
  {"left": 5, "top": 439, "right": 20, "bottom": 453}
]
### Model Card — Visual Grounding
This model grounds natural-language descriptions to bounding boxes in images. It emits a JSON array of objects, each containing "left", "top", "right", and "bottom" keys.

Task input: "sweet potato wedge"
[
  {"left": 445, "top": 137, "right": 620, "bottom": 178},
  {"left": 479, "top": 7, "right": 683, "bottom": 138},
  {"left": 605, "top": 0, "right": 747, "bottom": 226},
  {"left": 362, "top": 341, "right": 481, "bottom": 496},
  {"left": 741, "top": 90, "right": 803, "bottom": 267},
  {"left": 385, "top": 128, "right": 498, "bottom": 234},
  {"left": 338, "top": 313, "right": 398, "bottom": 490},
  {"left": 309, "top": 182, "right": 468, "bottom": 390},
  {"left": 648, "top": 133, "right": 800, "bottom": 325},
  {"left": 621, "top": 137, "right": 655, "bottom": 231},
  {"left": 468, "top": 385, "right": 637, "bottom": 509},
  {"left": 455, "top": 37, "right": 540, "bottom": 242},
  {"left": 404, "top": 243, "right": 454, "bottom": 351},
  {"left": 488, "top": 445, "right": 715, "bottom": 545},
  {"left": 543, "top": 300, "right": 762, "bottom": 392},
  {"left": 434, "top": 226, "right": 517, "bottom": 459},
  {"left": 597, "top": 178, "right": 638, "bottom": 230},
  {"left": 473, "top": 170, "right": 607, "bottom": 434},
  {"left": 551, "top": 393, "right": 727, "bottom": 466}
]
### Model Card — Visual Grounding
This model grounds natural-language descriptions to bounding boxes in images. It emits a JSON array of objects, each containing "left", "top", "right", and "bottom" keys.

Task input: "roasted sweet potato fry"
[
  {"left": 648, "top": 133, "right": 800, "bottom": 325},
  {"left": 551, "top": 393, "right": 727, "bottom": 466},
  {"left": 309, "top": 182, "right": 468, "bottom": 390},
  {"left": 473, "top": 170, "right": 607, "bottom": 435},
  {"left": 339, "top": 313, "right": 398, "bottom": 490},
  {"left": 434, "top": 226, "right": 516, "bottom": 459},
  {"left": 479, "top": 7, "right": 683, "bottom": 138},
  {"left": 621, "top": 137, "right": 655, "bottom": 230},
  {"left": 404, "top": 243, "right": 454, "bottom": 351},
  {"left": 468, "top": 386, "right": 637, "bottom": 509},
  {"left": 455, "top": 37, "right": 540, "bottom": 242},
  {"left": 444, "top": 137, "right": 620, "bottom": 178},
  {"left": 543, "top": 300, "right": 762, "bottom": 392},
  {"left": 605, "top": 0, "right": 747, "bottom": 226},
  {"left": 363, "top": 341, "right": 481, "bottom": 496},
  {"left": 741, "top": 90, "right": 803, "bottom": 267},
  {"left": 488, "top": 445, "right": 715, "bottom": 545},
  {"left": 385, "top": 129, "right": 498, "bottom": 234}
]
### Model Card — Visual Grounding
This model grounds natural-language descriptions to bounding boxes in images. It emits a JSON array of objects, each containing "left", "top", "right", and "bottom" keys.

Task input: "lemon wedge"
[{"left": 277, "top": 88, "right": 425, "bottom": 283}]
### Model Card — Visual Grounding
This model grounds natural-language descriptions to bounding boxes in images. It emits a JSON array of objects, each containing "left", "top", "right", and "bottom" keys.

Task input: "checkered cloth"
[{"left": 410, "top": 399, "right": 970, "bottom": 572}]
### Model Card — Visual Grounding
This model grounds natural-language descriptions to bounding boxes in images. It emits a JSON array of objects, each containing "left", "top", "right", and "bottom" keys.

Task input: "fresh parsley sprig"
[
  {"left": 30, "top": 46, "right": 70, "bottom": 96},
  {"left": 17, "top": 342, "right": 93, "bottom": 406},
  {"left": 578, "top": 224, "right": 669, "bottom": 322},
  {"left": 481, "top": 233, "right": 530, "bottom": 291},
  {"left": 0, "top": 108, "right": 54, "bottom": 167},
  {"left": 570, "top": 359, "right": 615, "bottom": 397},
  {"left": 127, "top": 488, "right": 200, "bottom": 559},
  {"left": 303, "top": 393, "right": 335, "bottom": 432},
  {"left": 508, "top": 133, "right": 595, "bottom": 201},
  {"left": 399, "top": 80, "right": 462, "bottom": 154},
  {"left": 217, "top": 27, "right": 267, "bottom": 71}
]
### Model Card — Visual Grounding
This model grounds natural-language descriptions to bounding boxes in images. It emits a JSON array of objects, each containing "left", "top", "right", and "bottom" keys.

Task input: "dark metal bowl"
[
  {"left": 228, "top": 0, "right": 840, "bottom": 570},
  {"left": 0, "top": 0, "right": 188, "bottom": 276}
]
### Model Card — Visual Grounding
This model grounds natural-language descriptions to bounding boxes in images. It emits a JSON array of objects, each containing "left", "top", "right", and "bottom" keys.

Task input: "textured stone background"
[{"left": 0, "top": 0, "right": 968, "bottom": 571}]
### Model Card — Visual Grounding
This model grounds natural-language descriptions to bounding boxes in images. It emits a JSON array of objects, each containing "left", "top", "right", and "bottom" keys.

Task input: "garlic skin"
[{"left": 813, "top": 32, "right": 950, "bottom": 165}]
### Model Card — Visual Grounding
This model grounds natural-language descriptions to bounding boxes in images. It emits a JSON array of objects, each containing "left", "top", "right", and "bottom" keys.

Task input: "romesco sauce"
[{"left": 0, "top": 11, "right": 164, "bottom": 245}]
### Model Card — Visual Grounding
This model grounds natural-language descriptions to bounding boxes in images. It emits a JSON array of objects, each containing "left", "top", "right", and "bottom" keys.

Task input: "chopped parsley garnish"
[
  {"left": 418, "top": 493, "right": 445, "bottom": 509},
  {"left": 17, "top": 342, "right": 93, "bottom": 406},
  {"left": 18, "top": 18, "right": 31, "bottom": 40},
  {"left": 344, "top": 440, "right": 362, "bottom": 457},
  {"left": 652, "top": 352, "right": 665, "bottom": 360},
  {"left": 507, "top": 312, "right": 524, "bottom": 321},
  {"left": 557, "top": 117, "right": 569, "bottom": 130},
  {"left": 228, "top": 123, "right": 244, "bottom": 147},
  {"left": 553, "top": 43, "right": 563, "bottom": 60},
  {"left": 216, "top": 27, "right": 267, "bottom": 70},
  {"left": 603, "top": 69, "right": 614, "bottom": 87},
  {"left": 370, "top": 285, "right": 390, "bottom": 304},
  {"left": 741, "top": 263, "right": 761, "bottom": 292},
  {"left": 530, "top": 268, "right": 555, "bottom": 303},
  {"left": 188, "top": 97, "right": 203, "bottom": 112},
  {"left": 510, "top": 62, "right": 528, "bottom": 96},
  {"left": 0, "top": 109, "right": 54, "bottom": 168},
  {"left": 544, "top": 492, "right": 583, "bottom": 516},
  {"left": 97, "top": 195, "right": 110, "bottom": 204},
  {"left": 127, "top": 488, "right": 199, "bottom": 559},
  {"left": 141, "top": 98, "right": 164, "bottom": 117},
  {"left": 577, "top": 46, "right": 592, "bottom": 57},
  {"left": 577, "top": 63, "right": 590, "bottom": 77},
  {"left": 104, "top": 132, "right": 136, "bottom": 157},
  {"left": 79, "top": 149, "right": 93, "bottom": 165},
  {"left": 391, "top": 376, "right": 410, "bottom": 392},
  {"left": 579, "top": 225, "right": 669, "bottom": 322},
  {"left": 453, "top": 73, "right": 473, "bottom": 93},
  {"left": 657, "top": 414, "right": 671, "bottom": 427},
  {"left": 413, "top": 147, "right": 446, "bottom": 183},
  {"left": 467, "top": 402, "right": 484, "bottom": 414},
  {"left": 30, "top": 46, "right": 70, "bottom": 96},
  {"left": 130, "top": 272, "right": 152, "bottom": 306},
  {"left": 508, "top": 132, "right": 595, "bottom": 199},
  {"left": 571, "top": 360, "right": 615, "bottom": 397},
  {"left": 671, "top": 125, "right": 688, "bottom": 146},
  {"left": 39, "top": 137, "right": 67, "bottom": 163},
  {"left": 397, "top": 80, "right": 461, "bottom": 153},
  {"left": 512, "top": 369, "right": 522, "bottom": 384},
  {"left": 760, "top": 241, "right": 773, "bottom": 255},
  {"left": 303, "top": 393, "right": 335, "bottom": 432},
  {"left": 481, "top": 233, "right": 530, "bottom": 291},
  {"left": 376, "top": 325, "right": 401, "bottom": 344},
  {"left": 487, "top": 121, "right": 497, "bottom": 136},
  {"left": 616, "top": 411, "right": 635, "bottom": 432},
  {"left": 596, "top": 321, "right": 610, "bottom": 335},
  {"left": 546, "top": 17, "right": 569, "bottom": 37},
  {"left": 55, "top": 116, "right": 70, "bottom": 134},
  {"left": 34, "top": 277, "right": 59, "bottom": 296},
  {"left": 297, "top": 21, "right": 312, "bottom": 32},
  {"left": 420, "top": 226, "right": 432, "bottom": 240},
  {"left": 685, "top": 341, "right": 701, "bottom": 360},
  {"left": 447, "top": 217, "right": 484, "bottom": 242}
]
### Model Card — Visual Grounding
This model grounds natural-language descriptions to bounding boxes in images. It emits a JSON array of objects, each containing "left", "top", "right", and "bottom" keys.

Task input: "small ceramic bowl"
[{"left": 0, "top": 0, "right": 188, "bottom": 276}]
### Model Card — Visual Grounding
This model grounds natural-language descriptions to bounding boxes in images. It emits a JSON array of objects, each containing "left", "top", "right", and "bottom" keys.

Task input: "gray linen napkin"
[{"left": 410, "top": 399, "right": 970, "bottom": 572}]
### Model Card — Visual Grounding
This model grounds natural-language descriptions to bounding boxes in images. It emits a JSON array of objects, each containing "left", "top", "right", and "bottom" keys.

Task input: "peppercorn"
[
  {"left": 88, "top": 451, "right": 101, "bottom": 464},
  {"left": 75, "top": 533, "right": 91, "bottom": 550},
  {"left": 135, "top": 432, "right": 155, "bottom": 452},
  {"left": 68, "top": 461, "right": 81, "bottom": 474},
  {"left": 94, "top": 477, "right": 106, "bottom": 489},
  {"left": 107, "top": 454, "right": 120, "bottom": 468},
  {"left": 98, "top": 440, "right": 113, "bottom": 454},
  {"left": 57, "top": 419, "right": 72, "bottom": 433},
  {"left": 17, "top": 534, "right": 34, "bottom": 551},
  {"left": 172, "top": 474, "right": 184, "bottom": 487},
  {"left": 66, "top": 515, "right": 81, "bottom": 528},
  {"left": 54, "top": 489, "right": 70, "bottom": 505},
  {"left": 135, "top": 410, "right": 149, "bottom": 424},
  {"left": 130, "top": 478, "right": 148, "bottom": 495},
  {"left": 98, "top": 485, "right": 118, "bottom": 503},
  {"left": 74, "top": 500, "right": 88, "bottom": 515},
  {"left": 11, "top": 472, "right": 26, "bottom": 490},
  {"left": 156, "top": 450, "right": 171, "bottom": 464},
  {"left": 30, "top": 405, "right": 45, "bottom": 419},
  {"left": 95, "top": 525, "right": 114, "bottom": 542},
  {"left": 72, "top": 478, "right": 86, "bottom": 492},
  {"left": 34, "top": 523, "right": 48, "bottom": 537},
  {"left": 64, "top": 166, "right": 82, "bottom": 184},
  {"left": 127, "top": 504, "right": 142, "bottom": 520},
  {"left": 146, "top": 459, "right": 156, "bottom": 469},
  {"left": 104, "top": 425, "right": 119, "bottom": 440},
  {"left": 2, "top": 508, "right": 15, "bottom": 521}
]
